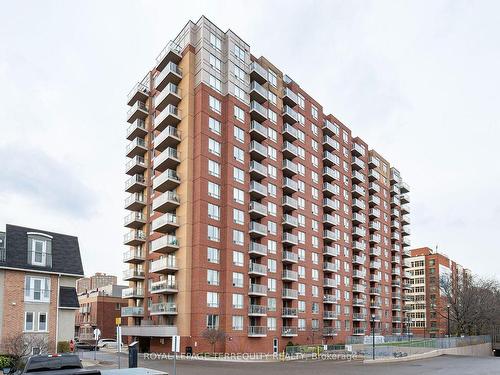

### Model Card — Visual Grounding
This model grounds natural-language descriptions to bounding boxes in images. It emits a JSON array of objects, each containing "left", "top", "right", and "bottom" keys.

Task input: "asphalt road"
[{"left": 82, "top": 351, "right": 499, "bottom": 375}]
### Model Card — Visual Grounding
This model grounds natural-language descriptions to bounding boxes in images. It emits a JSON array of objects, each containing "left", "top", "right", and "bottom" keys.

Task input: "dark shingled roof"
[
  {"left": 59, "top": 286, "right": 80, "bottom": 308},
  {"left": 2, "top": 224, "right": 84, "bottom": 276}
]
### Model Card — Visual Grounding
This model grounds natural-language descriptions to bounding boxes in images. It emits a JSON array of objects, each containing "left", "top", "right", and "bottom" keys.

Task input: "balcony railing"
[{"left": 121, "top": 306, "right": 144, "bottom": 317}]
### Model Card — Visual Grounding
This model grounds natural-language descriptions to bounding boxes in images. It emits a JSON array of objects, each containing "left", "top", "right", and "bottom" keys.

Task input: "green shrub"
[
  {"left": 57, "top": 341, "right": 70, "bottom": 353},
  {"left": 0, "top": 355, "right": 13, "bottom": 369}
]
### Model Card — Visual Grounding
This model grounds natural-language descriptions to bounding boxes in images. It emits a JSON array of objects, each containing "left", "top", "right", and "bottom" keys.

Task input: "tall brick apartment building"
[
  {"left": 0, "top": 225, "right": 83, "bottom": 353},
  {"left": 407, "top": 247, "right": 470, "bottom": 337},
  {"left": 76, "top": 272, "right": 118, "bottom": 294},
  {"left": 122, "top": 16, "right": 412, "bottom": 353}
]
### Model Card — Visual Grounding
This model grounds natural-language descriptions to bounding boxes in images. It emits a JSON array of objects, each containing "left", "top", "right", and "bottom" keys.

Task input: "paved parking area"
[{"left": 83, "top": 351, "right": 499, "bottom": 375}]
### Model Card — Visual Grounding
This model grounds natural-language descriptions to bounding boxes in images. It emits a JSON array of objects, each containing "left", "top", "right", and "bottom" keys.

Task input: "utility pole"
[
  {"left": 447, "top": 304, "right": 451, "bottom": 337},
  {"left": 371, "top": 314, "right": 376, "bottom": 360}
]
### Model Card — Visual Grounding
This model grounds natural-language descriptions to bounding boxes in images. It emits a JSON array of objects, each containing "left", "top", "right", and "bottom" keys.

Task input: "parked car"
[
  {"left": 10, "top": 354, "right": 100, "bottom": 374},
  {"left": 97, "top": 339, "right": 119, "bottom": 349},
  {"left": 75, "top": 341, "right": 98, "bottom": 351}
]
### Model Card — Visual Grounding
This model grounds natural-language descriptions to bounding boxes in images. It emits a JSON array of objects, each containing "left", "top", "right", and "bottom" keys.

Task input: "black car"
[{"left": 11, "top": 354, "right": 100, "bottom": 374}]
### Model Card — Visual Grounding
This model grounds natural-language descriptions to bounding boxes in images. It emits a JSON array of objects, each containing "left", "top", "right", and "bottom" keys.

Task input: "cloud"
[{"left": 0, "top": 144, "right": 97, "bottom": 218}]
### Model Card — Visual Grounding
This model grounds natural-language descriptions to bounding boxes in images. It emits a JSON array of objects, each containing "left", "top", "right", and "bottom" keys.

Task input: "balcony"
[
  {"left": 283, "top": 87, "right": 298, "bottom": 107},
  {"left": 353, "top": 313, "right": 366, "bottom": 321},
  {"left": 400, "top": 194, "right": 410, "bottom": 204},
  {"left": 282, "top": 159, "right": 298, "bottom": 177},
  {"left": 282, "top": 232, "right": 298, "bottom": 246},
  {"left": 323, "top": 262, "right": 338, "bottom": 273},
  {"left": 323, "top": 166, "right": 340, "bottom": 182},
  {"left": 280, "top": 124, "right": 300, "bottom": 144},
  {"left": 151, "top": 257, "right": 178, "bottom": 274},
  {"left": 391, "top": 220, "right": 400, "bottom": 230},
  {"left": 352, "top": 213, "right": 366, "bottom": 225},
  {"left": 152, "top": 191, "right": 180, "bottom": 213},
  {"left": 322, "top": 119, "right": 339, "bottom": 136},
  {"left": 153, "top": 169, "right": 180, "bottom": 192},
  {"left": 352, "top": 226, "right": 366, "bottom": 239},
  {"left": 282, "top": 105, "right": 298, "bottom": 124},
  {"left": 322, "top": 135, "right": 339, "bottom": 151},
  {"left": 249, "top": 262, "right": 267, "bottom": 276},
  {"left": 249, "top": 181, "right": 267, "bottom": 199},
  {"left": 352, "top": 143, "right": 365, "bottom": 157},
  {"left": 401, "top": 214, "right": 410, "bottom": 225},
  {"left": 250, "top": 120, "right": 267, "bottom": 141},
  {"left": 402, "top": 226, "right": 410, "bottom": 236},
  {"left": 369, "top": 234, "right": 381, "bottom": 244},
  {"left": 352, "top": 170, "right": 365, "bottom": 184},
  {"left": 249, "top": 283, "right": 267, "bottom": 296},
  {"left": 322, "top": 327, "right": 338, "bottom": 336},
  {"left": 250, "top": 140, "right": 267, "bottom": 161},
  {"left": 282, "top": 196, "right": 297, "bottom": 211},
  {"left": 352, "top": 184, "right": 365, "bottom": 198},
  {"left": 127, "top": 82, "right": 150, "bottom": 107},
  {"left": 126, "top": 119, "right": 147, "bottom": 141},
  {"left": 391, "top": 208, "right": 400, "bottom": 219},
  {"left": 370, "top": 247, "right": 381, "bottom": 257},
  {"left": 250, "top": 81, "right": 268, "bottom": 103},
  {"left": 369, "top": 169, "right": 380, "bottom": 181},
  {"left": 323, "top": 151, "right": 340, "bottom": 166},
  {"left": 122, "top": 288, "right": 144, "bottom": 299},
  {"left": 248, "top": 305, "right": 267, "bottom": 316},
  {"left": 392, "top": 268, "right": 401, "bottom": 276},
  {"left": 391, "top": 256, "right": 401, "bottom": 264},
  {"left": 323, "top": 213, "right": 340, "bottom": 227},
  {"left": 352, "top": 241, "right": 366, "bottom": 251},
  {"left": 124, "top": 230, "right": 146, "bottom": 246},
  {"left": 323, "top": 198, "right": 340, "bottom": 212},
  {"left": 392, "top": 304, "right": 402, "bottom": 311},
  {"left": 323, "top": 182, "right": 340, "bottom": 197},
  {"left": 250, "top": 101, "right": 267, "bottom": 122},
  {"left": 352, "top": 298, "right": 366, "bottom": 307},
  {"left": 124, "top": 212, "right": 146, "bottom": 229},
  {"left": 154, "top": 105, "right": 181, "bottom": 132},
  {"left": 126, "top": 155, "right": 146, "bottom": 176},
  {"left": 282, "top": 326, "right": 298, "bottom": 337},
  {"left": 156, "top": 41, "right": 182, "bottom": 70},
  {"left": 352, "top": 255, "right": 365, "bottom": 265},
  {"left": 249, "top": 221, "right": 267, "bottom": 238},
  {"left": 282, "top": 141, "right": 298, "bottom": 159},
  {"left": 123, "top": 249, "right": 145, "bottom": 263},
  {"left": 369, "top": 221, "right": 381, "bottom": 232},
  {"left": 126, "top": 138, "right": 147, "bottom": 158},
  {"left": 369, "top": 208, "right": 380, "bottom": 219},
  {"left": 370, "top": 287, "right": 381, "bottom": 296},
  {"left": 282, "top": 269, "right": 298, "bottom": 281},
  {"left": 125, "top": 174, "right": 146, "bottom": 194},
  {"left": 249, "top": 201, "right": 267, "bottom": 219},
  {"left": 155, "top": 83, "right": 181, "bottom": 111},
  {"left": 352, "top": 270, "right": 366, "bottom": 279},
  {"left": 369, "top": 182, "right": 380, "bottom": 194},
  {"left": 127, "top": 101, "right": 148, "bottom": 124},
  {"left": 282, "top": 177, "right": 298, "bottom": 194},
  {"left": 154, "top": 126, "right": 181, "bottom": 152},
  {"left": 400, "top": 182, "right": 410, "bottom": 193},
  {"left": 150, "top": 302, "right": 177, "bottom": 315},
  {"left": 250, "top": 61, "right": 267, "bottom": 83},
  {"left": 323, "top": 278, "right": 337, "bottom": 288},
  {"left": 121, "top": 306, "right": 144, "bottom": 317},
  {"left": 323, "top": 245, "right": 340, "bottom": 257},
  {"left": 155, "top": 62, "right": 182, "bottom": 91},
  {"left": 392, "top": 291, "right": 402, "bottom": 299},
  {"left": 401, "top": 204, "right": 410, "bottom": 215},
  {"left": 352, "top": 156, "right": 365, "bottom": 170},
  {"left": 323, "top": 229, "right": 338, "bottom": 242},
  {"left": 368, "top": 156, "right": 380, "bottom": 168},
  {"left": 282, "top": 214, "right": 298, "bottom": 229},
  {"left": 369, "top": 195, "right": 380, "bottom": 207},
  {"left": 282, "top": 251, "right": 298, "bottom": 263},
  {"left": 391, "top": 232, "right": 401, "bottom": 241},
  {"left": 249, "top": 160, "right": 267, "bottom": 180},
  {"left": 123, "top": 268, "right": 145, "bottom": 281},
  {"left": 282, "top": 288, "right": 298, "bottom": 300},
  {"left": 248, "top": 326, "right": 267, "bottom": 337},
  {"left": 323, "top": 294, "right": 338, "bottom": 304},
  {"left": 152, "top": 213, "right": 179, "bottom": 233},
  {"left": 282, "top": 307, "right": 298, "bottom": 318},
  {"left": 249, "top": 242, "right": 267, "bottom": 257},
  {"left": 151, "top": 235, "right": 179, "bottom": 254},
  {"left": 402, "top": 250, "right": 411, "bottom": 258},
  {"left": 322, "top": 311, "right": 338, "bottom": 320},
  {"left": 150, "top": 280, "right": 178, "bottom": 294},
  {"left": 352, "top": 199, "right": 366, "bottom": 211},
  {"left": 370, "top": 260, "right": 382, "bottom": 270},
  {"left": 121, "top": 324, "right": 177, "bottom": 338}
]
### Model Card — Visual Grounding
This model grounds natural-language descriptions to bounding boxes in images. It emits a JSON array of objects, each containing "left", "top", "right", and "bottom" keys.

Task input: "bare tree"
[
  {"left": 2, "top": 333, "right": 49, "bottom": 370},
  {"left": 201, "top": 328, "right": 226, "bottom": 354}
]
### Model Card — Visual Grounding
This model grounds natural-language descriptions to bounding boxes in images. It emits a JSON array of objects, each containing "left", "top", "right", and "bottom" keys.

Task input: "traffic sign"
[
  {"left": 172, "top": 335, "right": 180, "bottom": 353},
  {"left": 116, "top": 317, "right": 121, "bottom": 326},
  {"left": 93, "top": 328, "right": 101, "bottom": 340}
]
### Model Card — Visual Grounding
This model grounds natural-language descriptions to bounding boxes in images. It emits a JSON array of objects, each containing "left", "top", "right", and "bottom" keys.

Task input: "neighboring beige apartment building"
[
  {"left": 0, "top": 224, "right": 84, "bottom": 353},
  {"left": 122, "top": 16, "right": 411, "bottom": 353}
]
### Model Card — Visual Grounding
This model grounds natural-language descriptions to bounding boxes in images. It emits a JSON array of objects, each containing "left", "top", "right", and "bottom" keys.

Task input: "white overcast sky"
[{"left": 1, "top": 1, "right": 499, "bottom": 280}]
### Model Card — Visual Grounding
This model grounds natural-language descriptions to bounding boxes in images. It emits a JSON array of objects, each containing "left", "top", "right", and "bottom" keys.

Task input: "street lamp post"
[
  {"left": 371, "top": 314, "right": 376, "bottom": 360},
  {"left": 447, "top": 304, "right": 451, "bottom": 337}
]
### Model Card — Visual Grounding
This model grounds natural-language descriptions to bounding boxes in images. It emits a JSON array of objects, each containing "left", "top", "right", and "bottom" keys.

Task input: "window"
[
  {"left": 267, "top": 146, "right": 277, "bottom": 160},
  {"left": 267, "top": 202, "right": 277, "bottom": 216},
  {"left": 232, "top": 316, "right": 243, "bottom": 331},
  {"left": 234, "top": 106, "right": 245, "bottom": 122},
  {"left": 25, "top": 312, "right": 34, "bottom": 331},
  {"left": 233, "top": 146, "right": 245, "bottom": 163},
  {"left": 25, "top": 276, "right": 50, "bottom": 302},
  {"left": 267, "top": 240, "right": 276, "bottom": 254},
  {"left": 209, "top": 75, "right": 221, "bottom": 92},
  {"left": 234, "top": 65, "right": 246, "bottom": 82},
  {"left": 207, "top": 270, "right": 219, "bottom": 286},
  {"left": 234, "top": 44, "right": 245, "bottom": 60},
  {"left": 208, "top": 203, "right": 220, "bottom": 220},
  {"left": 298, "top": 300, "right": 306, "bottom": 313},
  {"left": 233, "top": 167, "right": 244, "bottom": 184},
  {"left": 267, "top": 165, "right": 277, "bottom": 179},
  {"left": 233, "top": 230, "right": 244, "bottom": 245},
  {"left": 234, "top": 86, "right": 246, "bottom": 101},
  {"left": 311, "top": 105, "right": 318, "bottom": 119},
  {"left": 29, "top": 236, "right": 51, "bottom": 267},
  {"left": 267, "top": 317, "right": 277, "bottom": 331},
  {"left": 268, "top": 259, "right": 277, "bottom": 273},
  {"left": 209, "top": 33, "right": 221, "bottom": 50},
  {"left": 268, "top": 127, "right": 277, "bottom": 142},
  {"left": 207, "top": 247, "right": 219, "bottom": 263},
  {"left": 209, "top": 95, "right": 221, "bottom": 114},
  {"left": 207, "top": 225, "right": 220, "bottom": 242},
  {"left": 233, "top": 251, "right": 244, "bottom": 266},
  {"left": 209, "top": 54, "right": 221, "bottom": 71},
  {"left": 208, "top": 138, "right": 221, "bottom": 156},
  {"left": 233, "top": 209, "right": 244, "bottom": 225},
  {"left": 267, "top": 298, "right": 276, "bottom": 312},
  {"left": 298, "top": 319, "right": 306, "bottom": 331},
  {"left": 234, "top": 126, "right": 245, "bottom": 143},
  {"left": 233, "top": 188, "right": 244, "bottom": 204},
  {"left": 208, "top": 181, "right": 220, "bottom": 199},
  {"left": 207, "top": 292, "right": 219, "bottom": 307},
  {"left": 268, "top": 70, "right": 277, "bottom": 87},
  {"left": 232, "top": 272, "right": 243, "bottom": 288},
  {"left": 268, "top": 91, "right": 277, "bottom": 105},
  {"left": 268, "top": 183, "right": 276, "bottom": 197},
  {"left": 267, "top": 221, "right": 277, "bottom": 235},
  {"left": 207, "top": 314, "right": 219, "bottom": 329},
  {"left": 208, "top": 117, "right": 221, "bottom": 134},
  {"left": 232, "top": 294, "right": 243, "bottom": 309},
  {"left": 208, "top": 160, "right": 220, "bottom": 177},
  {"left": 267, "top": 278, "right": 276, "bottom": 292},
  {"left": 268, "top": 110, "right": 277, "bottom": 124},
  {"left": 298, "top": 94, "right": 305, "bottom": 109}
]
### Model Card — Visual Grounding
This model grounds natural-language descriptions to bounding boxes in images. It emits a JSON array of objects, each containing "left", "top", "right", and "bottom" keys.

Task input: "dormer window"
[{"left": 27, "top": 233, "right": 52, "bottom": 268}]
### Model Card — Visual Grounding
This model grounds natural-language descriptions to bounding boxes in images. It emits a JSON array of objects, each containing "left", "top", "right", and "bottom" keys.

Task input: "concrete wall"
[{"left": 58, "top": 309, "right": 76, "bottom": 342}]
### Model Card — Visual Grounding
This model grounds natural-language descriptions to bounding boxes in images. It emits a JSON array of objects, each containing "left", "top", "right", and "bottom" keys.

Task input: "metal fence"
[{"left": 285, "top": 344, "right": 346, "bottom": 355}]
